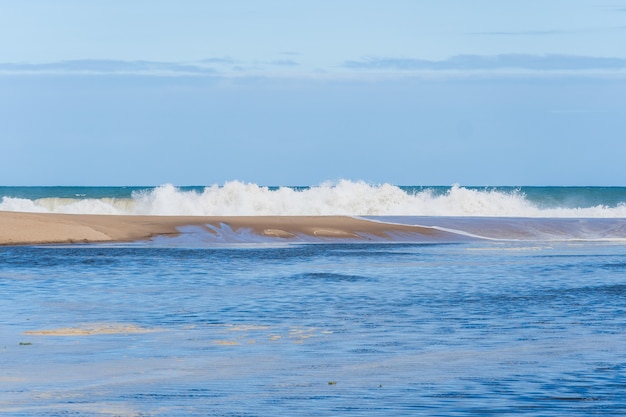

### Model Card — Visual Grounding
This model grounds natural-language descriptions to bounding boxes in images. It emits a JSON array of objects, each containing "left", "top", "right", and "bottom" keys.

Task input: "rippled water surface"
[{"left": 2, "top": 241, "right": 626, "bottom": 416}]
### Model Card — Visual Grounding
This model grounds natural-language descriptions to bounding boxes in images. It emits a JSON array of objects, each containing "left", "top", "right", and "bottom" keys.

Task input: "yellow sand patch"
[
  {"left": 0, "top": 376, "right": 26, "bottom": 382},
  {"left": 226, "top": 324, "right": 271, "bottom": 331},
  {"left": 313, "top": 229, "right": 359, "bottom": 238},
  {"left": 213, "top": 340, "right": 239, "bottom": 346},
  {"left": 289, "top": 327, "right": 317, "bottom": 344},
  {"left": 24, "top": 323, "right": 157, "bottom": 336},
  {"left": 262, "top": 229, "right": 296, "bottom": 238}
]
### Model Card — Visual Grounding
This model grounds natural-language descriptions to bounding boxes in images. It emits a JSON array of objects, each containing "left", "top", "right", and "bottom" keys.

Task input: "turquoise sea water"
[{"left": 1, "top": 184, "right": 626, "bottom": 415}]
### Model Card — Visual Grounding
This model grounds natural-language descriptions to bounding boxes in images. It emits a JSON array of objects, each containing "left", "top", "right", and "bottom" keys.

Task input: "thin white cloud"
[
  {"left": 0, "top": 57, "right": 304, "bottom": 77},
  {"left": 470, "top": 25, "right": 626, "bottom": 36},
  {"left": 2, "top": 55, "right": 625, "bottom": 79},
  {"left": 198, "top": 57, "right": 238, "bottom": 65},
  {"left": 345, "top": 54, "right": 626, "bottom": 73},
  {"left": 0, "top": 59, "right": 217, "bottom": 76},
  {"left": 270, "top": 60, "right": 299, "bottom": 67}
]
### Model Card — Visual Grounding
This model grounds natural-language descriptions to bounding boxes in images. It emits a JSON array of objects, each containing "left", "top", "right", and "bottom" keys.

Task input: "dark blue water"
[{"left": 2, "top": 240, "right": 626, "bottom": 415}]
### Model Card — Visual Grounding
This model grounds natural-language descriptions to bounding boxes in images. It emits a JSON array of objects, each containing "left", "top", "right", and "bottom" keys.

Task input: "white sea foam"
[{"left": 2, "top": 180, "right": 626, "bottom": 218}]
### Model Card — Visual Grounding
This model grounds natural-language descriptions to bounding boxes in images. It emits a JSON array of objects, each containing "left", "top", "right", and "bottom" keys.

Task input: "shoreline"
[{"left": 0, "top": 211, "right": 450, "bottom": 246}]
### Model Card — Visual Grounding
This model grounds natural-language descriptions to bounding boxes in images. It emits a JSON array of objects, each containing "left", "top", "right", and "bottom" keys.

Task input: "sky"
[{"left": 1, "top": 0, "right": 625, "bottom": 186}]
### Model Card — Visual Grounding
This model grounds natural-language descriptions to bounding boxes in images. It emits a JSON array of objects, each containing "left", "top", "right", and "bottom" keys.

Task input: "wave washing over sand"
[{"left": 2, "top": 180, "right": 626, "bottom": 217}]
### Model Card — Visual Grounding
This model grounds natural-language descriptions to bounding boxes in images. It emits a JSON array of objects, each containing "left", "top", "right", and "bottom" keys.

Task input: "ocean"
[{"left": 2, "top": 182, "right": 626, "bottom": 416}]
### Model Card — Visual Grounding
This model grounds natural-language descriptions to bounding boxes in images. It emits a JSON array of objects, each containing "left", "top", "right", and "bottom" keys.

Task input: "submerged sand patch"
[
  {"left": 262, "top": 228, "right": 296, "bottom": 238},
  {"left": 226, "top": 324, "right": 272, "bottom": 331},
  {"left": 24, "top": 323, "right": 158, "bottom": 336},
  {"left": 212, "top": 340, "right": 239, "bottom": 346},
  {"left": 209, "top": 324, "right": 323, "bottom": 346},
  {"left": 312, "top": 229, "right": 359, "bottom": 238}
]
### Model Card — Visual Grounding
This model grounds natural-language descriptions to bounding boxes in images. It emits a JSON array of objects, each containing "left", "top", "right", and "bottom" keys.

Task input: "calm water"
[{"left": 2, "top": 239, "right": 626, "bottom": 416}]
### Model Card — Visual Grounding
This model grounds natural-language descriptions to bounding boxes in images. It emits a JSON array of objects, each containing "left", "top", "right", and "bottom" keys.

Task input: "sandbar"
[{"left": 0, "top": 211, "right": 453, "bottom": 246}]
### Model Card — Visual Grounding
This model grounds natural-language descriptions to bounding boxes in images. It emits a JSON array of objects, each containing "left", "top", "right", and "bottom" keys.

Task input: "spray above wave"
[{"left": 1, "top": 180, "right": 626, "bottom": 218}]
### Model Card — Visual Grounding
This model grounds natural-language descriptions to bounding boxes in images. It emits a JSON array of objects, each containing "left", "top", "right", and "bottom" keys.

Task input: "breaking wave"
[{"left": 2, "top": 180, "right": 626, "bottom": 218}]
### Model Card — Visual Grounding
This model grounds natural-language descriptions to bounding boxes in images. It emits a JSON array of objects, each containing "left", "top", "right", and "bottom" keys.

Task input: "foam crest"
[
  {"left": 0, "top": 197, "right": 132, "bottom": 215},
  {"left": 2, "top": 181, "right": 626, "bottom": 218},
  {"left": 130, "top": 181, "right": 418, "bottom": 216}
]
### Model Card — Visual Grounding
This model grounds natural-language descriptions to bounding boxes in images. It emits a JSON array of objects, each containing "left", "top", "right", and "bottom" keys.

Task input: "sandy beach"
[{"left": 0, "top": 211, "right": 447, "bottom": 245}]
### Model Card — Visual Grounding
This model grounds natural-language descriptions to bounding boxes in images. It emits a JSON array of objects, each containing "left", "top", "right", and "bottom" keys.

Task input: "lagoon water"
[{"left": 2, "top": 183, "right": 626, "bottom": 415}]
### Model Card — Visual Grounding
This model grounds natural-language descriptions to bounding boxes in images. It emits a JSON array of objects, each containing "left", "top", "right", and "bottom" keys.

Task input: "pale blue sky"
[{"left": 1, "top": 1, "right": 625, "bottom": 185}]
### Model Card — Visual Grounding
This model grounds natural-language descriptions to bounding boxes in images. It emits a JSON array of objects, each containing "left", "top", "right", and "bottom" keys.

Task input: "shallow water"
[{"left": 1, "top": 240, "right": 626, "bottom": 416}]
